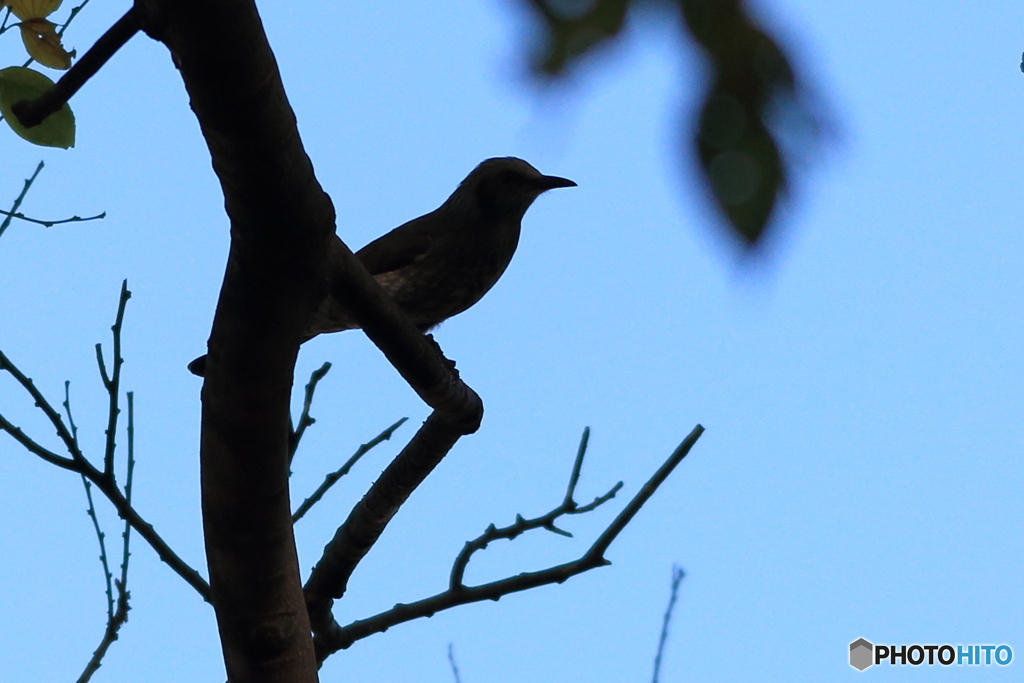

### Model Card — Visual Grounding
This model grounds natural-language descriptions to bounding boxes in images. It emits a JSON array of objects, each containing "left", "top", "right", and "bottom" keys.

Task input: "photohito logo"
[{"left": 849, "top": 638, "right": 1013, "bottom": 671}]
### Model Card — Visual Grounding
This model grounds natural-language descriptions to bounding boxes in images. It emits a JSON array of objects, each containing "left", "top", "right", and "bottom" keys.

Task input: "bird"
[{"left": 188, "top": 157, "right": 576, "bottom": 376}]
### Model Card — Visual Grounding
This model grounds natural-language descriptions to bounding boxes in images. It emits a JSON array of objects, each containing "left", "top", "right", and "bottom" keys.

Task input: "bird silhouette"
[{"left": 189, "top": 157, "right": 575, "bottom": 377}]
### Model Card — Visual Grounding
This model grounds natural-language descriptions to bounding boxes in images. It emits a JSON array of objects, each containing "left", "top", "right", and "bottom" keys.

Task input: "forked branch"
[
  {"left": 310, "top": 424, "right": 704, "bottom": 662},
  {"left": 0, "top": 282, "right": 210, "bottom": 602}
]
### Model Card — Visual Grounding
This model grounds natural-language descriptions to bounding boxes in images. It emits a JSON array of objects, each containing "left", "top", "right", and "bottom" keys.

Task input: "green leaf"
[{"left": 0, "top": 67, "right": 75, "bottom": 149}]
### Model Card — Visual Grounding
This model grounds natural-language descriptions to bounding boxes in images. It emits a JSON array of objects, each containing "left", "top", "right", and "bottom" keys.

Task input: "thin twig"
[
  {"left": 562, "top": 426, "right": 589, "bottom": 508},
  {"left": 90, "top": 474, "right": 209, "bottom": 601},
  {"left": 67, "top": 382, "right": 116, "bottom": 622},
  {"left": 0, "top": 411, "right": 77, "bottom": 469},
  {"left": 74, "top": 391, "right": 134, "bottom": 683},
  {"left": 0, "top": 160, "right": 44, "bottom": 241},
  {"left": 58, "top": 0, "right": 93, "bottom": 37},
  {"left": 289, "top": 361, "right": 332, "bottom": 464},
  {"left": 587, "top": 425, "right": 705, "bottom": 560},
  {"left": 122, "top": 391, "right": 135, "bottom": 587},
  {"left": 77, "top": 568, "right": 130, "bottom": 683},
  {"left": 448, "top": 643, "right": 463, "bottom": 683},
  {"left": 62, "top": 381, "right": 80, "bottom": 443},
  {"left": 0, "top": 208, "right": 105, "bottom": 227},
  {"left": 652, "top": 565, "right": 685, "bottom": 683},
  {"left": 292, "top": 417, "right": 408, "bottom": 522},
  {"left": 0, "top": 347, "right": 85, "bottom": 464},
  {"left": 82, "top": 477, "right": 115, "bottom": 619},
  {"left": 97, "top": 280, "right": 130, "bottom": 478}
]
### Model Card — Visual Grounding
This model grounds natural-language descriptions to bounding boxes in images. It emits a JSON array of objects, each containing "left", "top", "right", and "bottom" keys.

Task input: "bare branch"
[
  {"left": 448, "top": 643, "right": 463, "bottom": 683},
  {"left": 122, "top": 391, "right": 136, "bottom": 589},
  {"left": 312, "top": 425, "right": 704, "bottom": 660},
  {"left": 72, "top": 388, "right": 136, "bottom": 683},
  {"left": 96, "top": 280, "right": 130, "bottom": 478},
  {"left": 1, "top": 292, "right": 210, "bottom": 602},
  {"left": 81, "top": 475, "right": 116, "bottom": 621},
  {"left": 449, "top": 428, "right": 622, "bottom": 589},
  {"left": 0, "top": 348, "right": 85, "bottom": 465},
  {"left": 562, "top": 425, "right": 589, "bottom": 508},
  {"left": 289, "top": 361, "right": 332, "bottom": 464},
  {"left": 58, "top": 0, "right": 94, "bottom": 37},
  {"left": 0, "top": 208, "right": 106, "bottom": 228},
  {"left": 0, "top": 160, "right": 44, "bottom": 241},
  {"left": 89, "top": 474, "right": 210, "bottom": 601},
  {"left": 66, "top": 381, "right": 116, "bottom": 621},
  {"left": 0, "top": 412, "right": 77, "bottom": 470},
  {"left": 588, "top": 425, "right": 704, "bottom": 560},
  {"left": 62, "top": 381, "right": 81, "bottom": 443},
  {"left": 652, "top": 564, "right": 685, "bottom": 683},
  {"left": 76, "top": 576, "right": 130, "bottom": 683},
  {"left": 293, "top": 416, "right": 408, "bottom": 522}
]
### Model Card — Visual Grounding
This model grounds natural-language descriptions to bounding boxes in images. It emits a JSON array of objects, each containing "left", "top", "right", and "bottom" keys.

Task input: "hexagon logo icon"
[{"left": 850, "top": 638, "right": 874, "bottom": 671}]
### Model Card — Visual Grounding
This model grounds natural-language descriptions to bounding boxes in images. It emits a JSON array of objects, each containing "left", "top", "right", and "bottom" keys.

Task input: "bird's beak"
[{"left": 538, "top": 175, "right": 577, "bottom": 190}]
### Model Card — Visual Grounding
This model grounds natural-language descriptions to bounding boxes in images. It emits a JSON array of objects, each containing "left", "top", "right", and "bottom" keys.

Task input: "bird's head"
[{"left": 452, "top": 157, "right": 576, "bottom": 220}]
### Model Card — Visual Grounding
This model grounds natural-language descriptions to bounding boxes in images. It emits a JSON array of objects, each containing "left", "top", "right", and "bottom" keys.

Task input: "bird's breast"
[{"left": 377, "top": 221, "right": 520, "bottom": 328}]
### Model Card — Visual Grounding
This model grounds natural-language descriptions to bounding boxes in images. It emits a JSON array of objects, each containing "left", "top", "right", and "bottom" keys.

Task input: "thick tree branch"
[
  {"left": 325, "top": 238, "right": 484, "bottom": 432},
  {"left": 304, "top": 412, "right": 468, "bottom": 623},
  {"left": 300, "top": 251, "right": 488, "bottom": 642},
  {"left": 129, "top": 1, "right": 488, "bottom": 679},
  {"left": 132, "top": 0, "right": 339, "bottom": 679}
]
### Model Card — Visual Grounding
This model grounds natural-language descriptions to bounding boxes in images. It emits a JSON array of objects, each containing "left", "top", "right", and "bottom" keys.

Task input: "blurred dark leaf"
[
  {"left": 523, "top": 0, "right": 821, "bottom": 249},
  {"left": 525, "top": 0, "right": 630, "bottom": 75},
  {"left": 680, "top": 0, "right": 806, "bottom": 247}
]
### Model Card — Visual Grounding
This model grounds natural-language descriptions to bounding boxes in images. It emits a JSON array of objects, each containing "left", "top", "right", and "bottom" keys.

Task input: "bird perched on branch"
[{"left": 189, "top": 157, "right": 576, "bottom": 376}]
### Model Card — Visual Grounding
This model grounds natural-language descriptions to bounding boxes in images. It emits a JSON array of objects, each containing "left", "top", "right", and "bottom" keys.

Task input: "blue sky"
[{"left": 2, "top": 1, "right": 1022, "bottom": 681}]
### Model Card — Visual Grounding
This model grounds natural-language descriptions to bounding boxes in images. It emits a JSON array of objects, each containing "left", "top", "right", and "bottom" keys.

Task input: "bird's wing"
[{"left": 355, "top": 215, "right": 434, "bottom": 276}]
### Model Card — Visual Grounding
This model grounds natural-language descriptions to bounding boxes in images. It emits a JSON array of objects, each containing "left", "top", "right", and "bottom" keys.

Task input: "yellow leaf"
[
  {"left": 20, "top": 19, "right": 74, "bottom": 70},
  {"left": 7, "top": 0, "right": 62, "bottom": 20}
]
